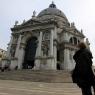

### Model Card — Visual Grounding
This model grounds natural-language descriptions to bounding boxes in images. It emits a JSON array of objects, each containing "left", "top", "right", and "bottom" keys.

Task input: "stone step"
[
  {"left": 0, "top": 80, "right": 82, "bottom": 95},
  {"left": 0, "top": 70, "right": 72, "bottom": 82}
]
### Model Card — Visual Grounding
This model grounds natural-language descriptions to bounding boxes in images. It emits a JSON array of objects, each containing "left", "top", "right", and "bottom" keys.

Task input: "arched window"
[
  {"left": 69, "top": 37, "right": 73, "bottom": 44},
  {"left": 73, "top": 37, "right": 77, "bottom": 45},
  {"left": 69, "top": 37, "right": 78, "bottom": 45}
]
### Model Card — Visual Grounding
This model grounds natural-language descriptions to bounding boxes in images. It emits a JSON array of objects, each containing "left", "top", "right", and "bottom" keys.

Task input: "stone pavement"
[{"left": 0, "top": 80, "right": 82, "bottom": 95}]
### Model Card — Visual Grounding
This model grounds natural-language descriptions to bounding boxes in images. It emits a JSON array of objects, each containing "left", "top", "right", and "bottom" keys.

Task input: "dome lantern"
[{"left": 49, "top": 1, "right": 56, "bottom": 8}]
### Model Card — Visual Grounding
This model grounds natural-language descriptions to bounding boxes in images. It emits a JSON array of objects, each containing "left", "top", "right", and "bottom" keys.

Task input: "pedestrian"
[{"left": 72, "top": 42, "right": 95, "bottom": 95}]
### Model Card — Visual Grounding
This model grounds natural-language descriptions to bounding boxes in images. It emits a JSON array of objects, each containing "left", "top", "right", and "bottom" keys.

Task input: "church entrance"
[{"left": 23, "top": 37, "right": 37, "bottom": 69}]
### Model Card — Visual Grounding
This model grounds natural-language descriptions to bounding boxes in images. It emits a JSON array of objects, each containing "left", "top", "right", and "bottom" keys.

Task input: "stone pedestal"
[
  {"left": 34, "top": 58, "right": 40, "bottom": 70},
  {"left": 50, "top": 30, "right": 53, "bottom": 56},
  {"left": 40, "top": 57, "right": 56, "bottom": 70},
  {"left": 63, "top": 49, "right": 70, "bottom": 70},
  {"left": 10, "top": 58, "right": 18, "bottom": 70},
  {"left": 17, "top": 47, "right": 25, "bottom": 69}
]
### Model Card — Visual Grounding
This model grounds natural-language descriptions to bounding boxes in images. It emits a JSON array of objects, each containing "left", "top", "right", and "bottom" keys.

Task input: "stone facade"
[
  {"left": 0, "top": 49, "right": 6, "bottom": 60},
  {"left": 0, "top": 49, "right": 7, "bottom": 68},
  {"left": 5, "top": 2, "right": 90, "bottom": 71}
]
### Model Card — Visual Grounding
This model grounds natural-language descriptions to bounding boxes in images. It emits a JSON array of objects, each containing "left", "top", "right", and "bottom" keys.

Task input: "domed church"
[{"left": 5, "top": 2, "right": 90, "bottom": 71}]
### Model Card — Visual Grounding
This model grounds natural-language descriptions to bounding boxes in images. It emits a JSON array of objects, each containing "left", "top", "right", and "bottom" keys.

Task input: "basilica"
[{"left": 4, "top": 2, "right": 90, "bottom": 71}]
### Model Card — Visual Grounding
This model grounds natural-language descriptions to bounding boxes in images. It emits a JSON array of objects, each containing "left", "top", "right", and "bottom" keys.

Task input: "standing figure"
[{"left": 72, "top": 42, "right": 95, "bottom": 95}]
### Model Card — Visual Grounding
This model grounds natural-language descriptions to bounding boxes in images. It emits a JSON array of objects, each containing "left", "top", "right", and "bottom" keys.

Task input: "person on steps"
[{"left": 72, "top": 42, "right": 95, "bottom": 95}]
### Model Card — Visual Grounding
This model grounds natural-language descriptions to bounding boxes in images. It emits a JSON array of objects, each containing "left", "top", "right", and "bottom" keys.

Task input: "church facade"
[{"left": 5, "top": 2, "right": 90, "bottom": 71}]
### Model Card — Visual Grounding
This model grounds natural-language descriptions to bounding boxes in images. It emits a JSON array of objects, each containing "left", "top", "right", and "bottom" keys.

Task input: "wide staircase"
[
  {"left": 0, "top": 70, "right": 72, "bottom": 82},
  {"left": 0, "top": 70, "right": 90, "bottom": 95},
  {"left": 0, "top": 80, "right": 82, "bottom": 95}
]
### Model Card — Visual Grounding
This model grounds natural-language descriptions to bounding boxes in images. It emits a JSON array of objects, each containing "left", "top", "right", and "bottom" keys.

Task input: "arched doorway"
[{"left": 23, "top": 36, "right": 37, "bottom": 69}]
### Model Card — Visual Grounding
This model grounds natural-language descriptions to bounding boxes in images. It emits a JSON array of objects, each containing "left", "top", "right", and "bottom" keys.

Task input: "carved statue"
[
  {"left": 86, "top": 38, "right": 90, "bottom": 45},
  {"left": 42, "top": 41, "right": 49, "bottom": 56},
  {"left": 23, "top": 19, "right": 26, "bottom": 23},
  {"left": 32, "top": 11, "right": 36, "bottom": 17},
  {"left": 71, "top": 22, "right": 75, "bottom": 27},
  {"left": 15, "top": 21, "right": 18, "bottom": 26},
  {"left": 81, "top": 29, "right": 83, "bottom": 34}
]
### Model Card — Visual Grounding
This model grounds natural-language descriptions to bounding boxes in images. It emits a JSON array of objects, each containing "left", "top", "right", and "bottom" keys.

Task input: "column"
[
  {"left": 34, "top": 32, "right": 42, "bottom": 70},
  {"left": 15, "top": 34, "right": 22, "bottom": 58},
  {"left": 50, "top": 29, "right": 54, "bottom": 56},
  {"left": 5, "top": 35, "right": 14, "bottom": 70},
  {"left": 15, "top": 34, "right": 25, "bottom": 69},
  {"left": 53, "top": 41, "right": 57, "bottom": 70},
  {"left": 38, "top": 32, "right": 42, "bottom": 56},
  {"left": 54, "top": 27, "right": 57, "bottom": 40},
  {"left": 6, "top": 35, "right": 13, "bottom": 58},
  {"left": 53, "top": 27, "right": 57, "bottom": 69},
  {"left": 62, "top": 48, "right": 70, "bottom": 70},
  {"left": 48, "top": 29, "right": 56, "bottom": 70},
  {"left": 17, "top": 46, "right": 25, "bottom": 69}
]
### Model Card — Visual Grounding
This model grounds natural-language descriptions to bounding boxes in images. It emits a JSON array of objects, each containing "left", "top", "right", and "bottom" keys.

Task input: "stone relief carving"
[
  {"left": 42, "top": 41, "right": 49, "bottom": 56},
  {"left": 42, "top": 31, "right": 50, "bottom": 40},
  {"left": 42, "top": 32, "right": 50, "bottom": 56}
]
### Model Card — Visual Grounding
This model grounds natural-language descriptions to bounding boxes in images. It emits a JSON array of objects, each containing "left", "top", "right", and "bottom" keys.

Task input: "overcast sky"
[{"left": 0, "top": 0, "right": 95, "bottom": 64}]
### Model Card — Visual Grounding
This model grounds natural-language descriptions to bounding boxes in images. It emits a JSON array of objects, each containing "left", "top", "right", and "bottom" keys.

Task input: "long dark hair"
[{"left": 78, "top": 42, "right": 86, "bottom": 49}]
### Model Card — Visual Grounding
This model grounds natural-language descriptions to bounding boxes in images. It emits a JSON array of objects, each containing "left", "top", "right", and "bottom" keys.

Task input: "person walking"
[{"left": 72, "top": 42, "right": 95, "bottom": 95}]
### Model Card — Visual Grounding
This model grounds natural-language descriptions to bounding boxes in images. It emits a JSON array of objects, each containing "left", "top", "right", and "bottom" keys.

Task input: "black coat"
[{"left": 72, "top": 48, "right": 95, "bottom": 87}]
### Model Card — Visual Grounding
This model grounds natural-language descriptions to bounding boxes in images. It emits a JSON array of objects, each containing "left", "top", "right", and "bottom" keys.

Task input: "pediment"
[
  {"left": 73, "top": 29, "right": 84, "bottom": 37},
  {"left": 65, "top": 28, "right": 85, "bottom": 37},
  {"left": 21, "top": 19, "right": 41, "bottom": 27}
]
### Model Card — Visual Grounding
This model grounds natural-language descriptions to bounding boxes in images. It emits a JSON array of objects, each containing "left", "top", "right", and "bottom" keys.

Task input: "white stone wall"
[{"left": 8, "top": 21, "right": 85, "bottom": 71}]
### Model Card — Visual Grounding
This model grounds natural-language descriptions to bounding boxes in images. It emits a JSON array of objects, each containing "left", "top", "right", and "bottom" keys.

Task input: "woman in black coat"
[{"left": 72, "top": 42, "right": 95, "bottom": 95}]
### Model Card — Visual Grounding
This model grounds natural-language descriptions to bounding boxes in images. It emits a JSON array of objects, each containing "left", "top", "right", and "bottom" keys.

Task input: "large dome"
[{"left": 37, "top": 2, "right": 68, "bottom": 21}]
